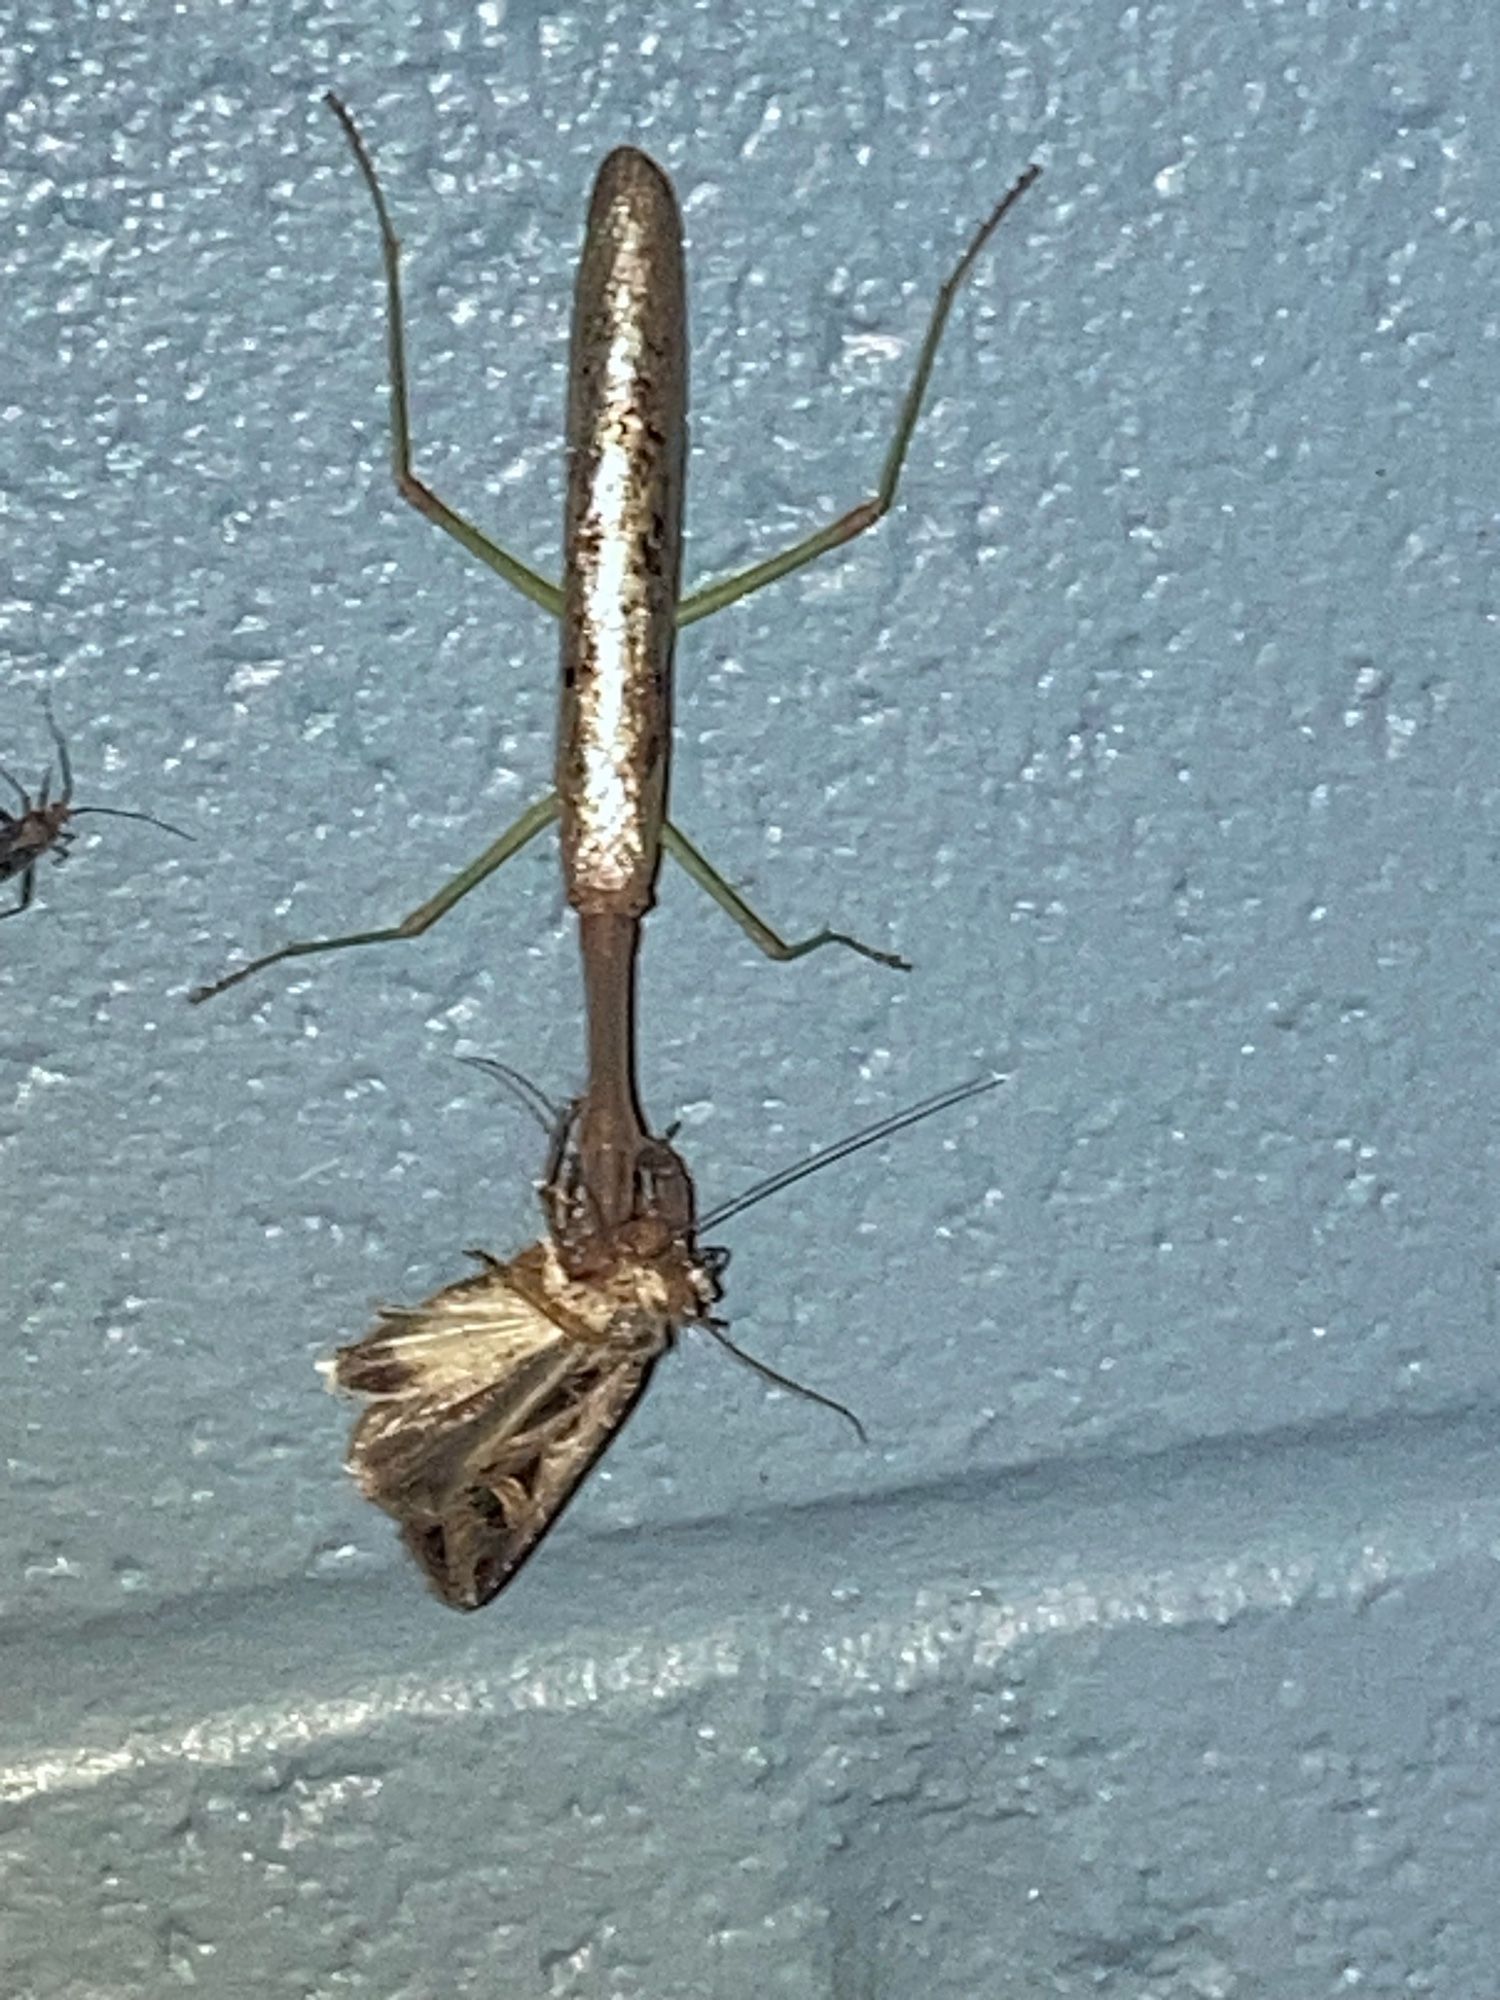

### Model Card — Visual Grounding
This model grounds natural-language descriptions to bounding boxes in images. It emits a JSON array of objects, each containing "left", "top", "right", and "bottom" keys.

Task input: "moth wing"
[
  {"left": 333, "top": 1273, "right": 560, "bottom": 1412},
  {"left": 399, "top": 1350, "right": 663, "bottom": 1611},
  {"left": 328, "top": 1268, "right": 567, "bottom": 1505},
  {"left": 326, "top": 1256, "right": 671, "bottom": 1611}
]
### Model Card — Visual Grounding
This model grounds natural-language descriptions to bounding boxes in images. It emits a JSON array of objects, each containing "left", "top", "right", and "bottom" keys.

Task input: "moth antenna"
[
  {"left": 461, "top": 1054, "right": 562, "bottom": 1136},
  {"left": 68, "top": 805, "right": 193, "bottom": 838},
  {"left": 701, "top": 1321, "right": 868, "bottom": 1444},
  {"left": 0, "top": 762, "right": 29, "bottom": 809},
  {"left": 700, "top": 1070, "right": 1009, "bottom": 1231}
]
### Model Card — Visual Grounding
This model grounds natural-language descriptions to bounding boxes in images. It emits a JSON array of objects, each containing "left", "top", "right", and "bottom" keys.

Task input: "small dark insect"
[{"left": 0, "top": 702, "right": 191, "bottom": 919}]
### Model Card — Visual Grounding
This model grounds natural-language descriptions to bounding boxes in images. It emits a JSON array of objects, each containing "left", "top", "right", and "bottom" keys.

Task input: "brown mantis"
[
  {"left": 190, "top": 98, "right": 1041, "bottom": 1085},
  {"left": 0, "top": 701, "right": 190, "bottom": 920},
  {"left": 198, "top": 99, "right": 1033, "bottom": 1607}
]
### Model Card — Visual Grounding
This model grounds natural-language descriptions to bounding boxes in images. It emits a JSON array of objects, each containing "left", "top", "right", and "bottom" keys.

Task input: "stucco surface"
[{"left": 2, "top": 0, "right": 1497, "bottom": 1992}]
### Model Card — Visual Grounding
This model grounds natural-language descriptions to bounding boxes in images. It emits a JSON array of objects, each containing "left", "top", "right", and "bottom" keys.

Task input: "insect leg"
[
  {"left": 0, "top": 763, "right": 30, "bottom": 809},
  {"left": 660, "top": 819, "right": 907, "bottom": 969},
  {"left": 677, "top": 164, "right": 1040, "bottom": 629},
  {"left": 324, "top": 92, "right": 564, "bottom": 622},
  {"left": 0, "top": 864, "right": 36, "bottom": 920},
  {"left": 40, "top": 696, "right": 72, "bottom": 801},
  {"left": 189, "top": 790, "right": 559, "bottom": 1002}
]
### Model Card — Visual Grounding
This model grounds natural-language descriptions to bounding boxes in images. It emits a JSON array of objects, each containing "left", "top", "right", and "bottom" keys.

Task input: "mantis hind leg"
[
  {"left": 324, "top": 93, "right": 563, "bottom": 621},
  {"left": 661, "top": 820, "right": 907, "bottom": 970},
  {"left": 189, "top": 791, "right": 560, "bottom": 1003},
  {"left": 676, "top": 164, "right": 1040, "bottom": 629}
]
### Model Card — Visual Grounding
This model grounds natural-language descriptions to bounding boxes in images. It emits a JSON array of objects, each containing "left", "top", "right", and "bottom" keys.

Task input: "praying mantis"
[
  {"left": 192, "top": 95, "right": 1037, "bottom": 1247},
  {"left": 219, "top": 98, "right": 1037, "bottom": 1606},
  {"left": 191, "top": 102, "right": 1039, "bottom": 1018}
]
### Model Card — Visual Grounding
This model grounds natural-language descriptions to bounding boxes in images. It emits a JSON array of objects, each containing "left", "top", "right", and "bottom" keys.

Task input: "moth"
[
  {"left": 324, "top": 1073, "right": 1002, "bottom": 1610},
  {"left": 1, "top": 701, "right": 189, "bottom": 919}
]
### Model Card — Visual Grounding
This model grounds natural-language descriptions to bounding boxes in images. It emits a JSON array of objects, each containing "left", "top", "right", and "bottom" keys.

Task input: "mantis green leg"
[
  {"left": 264, "top": 112, "right": 1031, "bottom": 998},
  {"left": 660, "top": 820, "right": 908, "bottom": 970},
  {"left": 325, "top": 92, "right": 564, "bottom": 621},
  {"left": 677, "top": 163, "right": 1040, "bottom": 630},
  {"left": 189, "top": 792, "right": 560, "bottom": 1003}
]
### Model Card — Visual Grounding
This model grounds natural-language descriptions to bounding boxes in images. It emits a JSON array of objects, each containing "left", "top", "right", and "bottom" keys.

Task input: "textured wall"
[{"left": 3, "top": 0, "right": 1497, "bottom": 1993}]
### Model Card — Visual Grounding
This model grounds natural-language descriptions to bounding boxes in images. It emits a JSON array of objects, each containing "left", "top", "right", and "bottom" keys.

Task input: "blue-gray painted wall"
[{"left": 3, "top": 0, "right": 1496, "bottom": 1992}]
